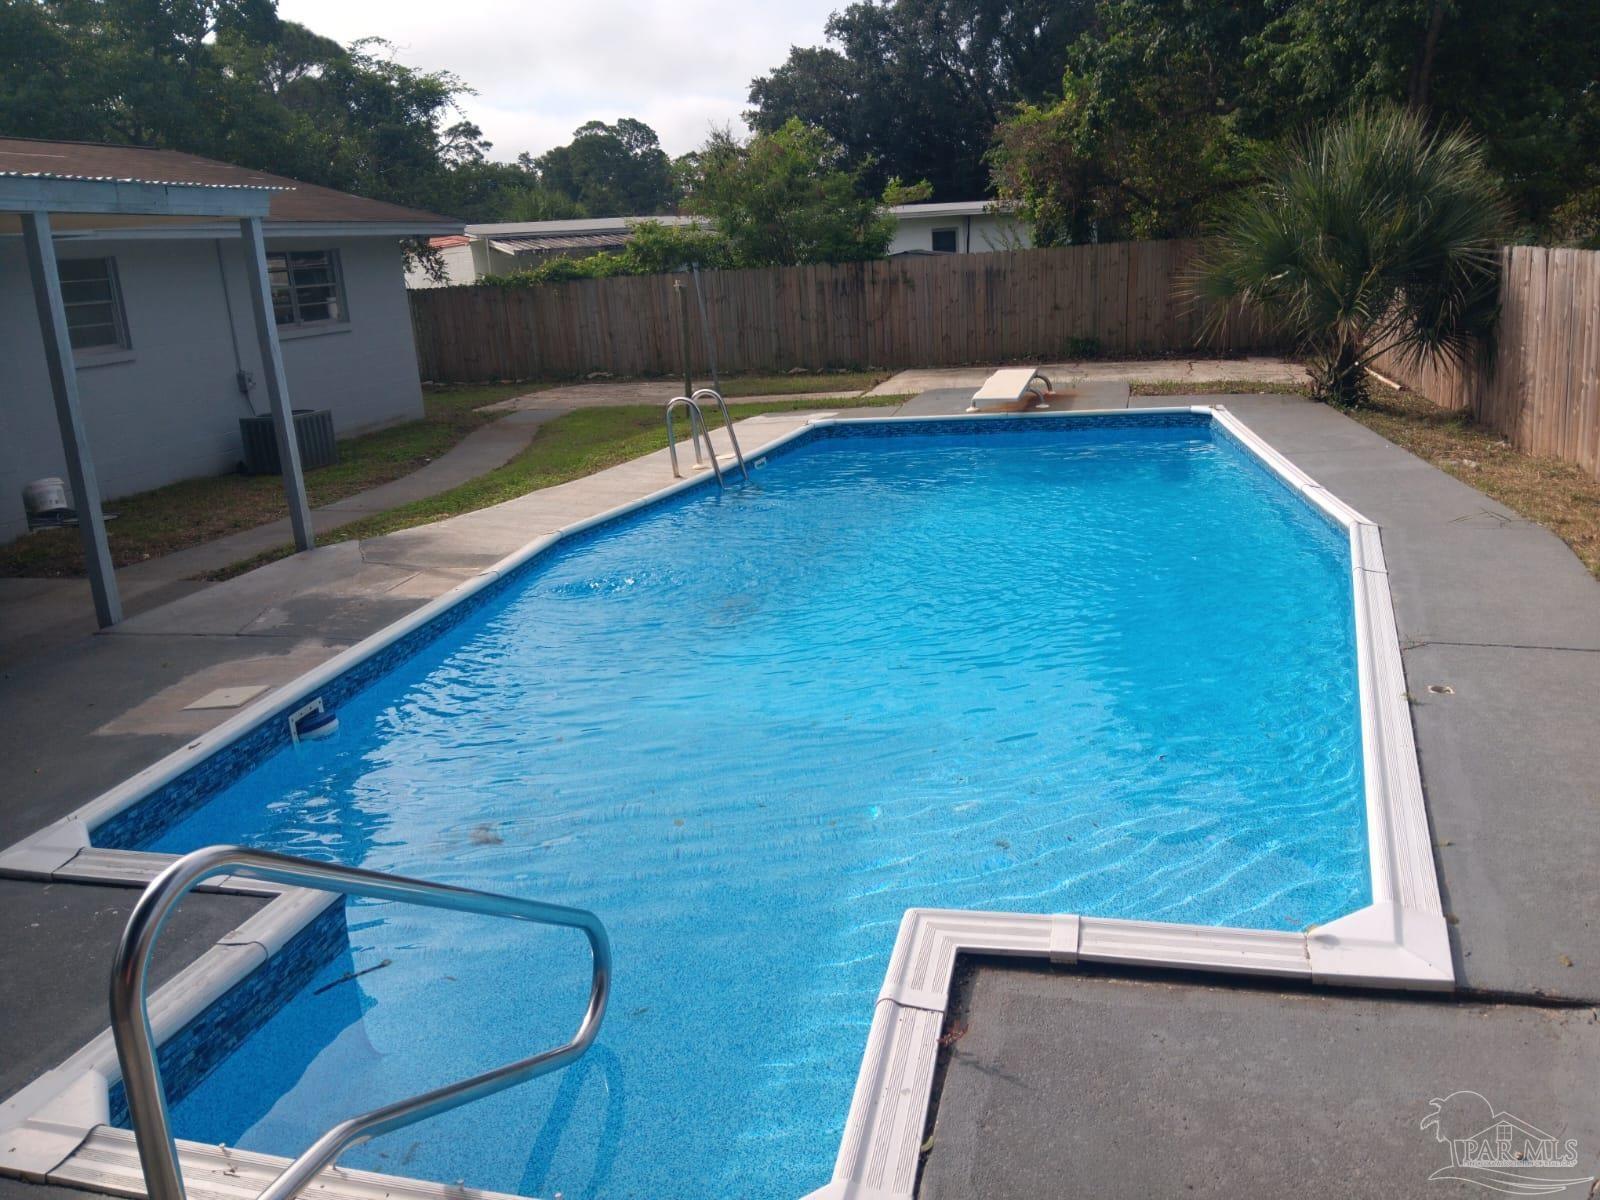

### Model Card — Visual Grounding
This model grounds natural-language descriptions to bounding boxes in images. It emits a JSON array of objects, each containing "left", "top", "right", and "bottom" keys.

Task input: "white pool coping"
[{"left": 0, "top": 406, "right": 1448, "bottom": 1200}]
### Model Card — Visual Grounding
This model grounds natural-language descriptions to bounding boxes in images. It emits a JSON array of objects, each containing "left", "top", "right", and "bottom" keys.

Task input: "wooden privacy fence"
[
  {"left": 409, "top": 239, "right": 1279, "bottom": 383},
  {"left": 1371, "top": 245, "right": 1600, "bottom": 480}
]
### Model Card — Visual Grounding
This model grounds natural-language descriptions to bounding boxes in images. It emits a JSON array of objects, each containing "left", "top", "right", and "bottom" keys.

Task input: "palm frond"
[{"left": 1184, "top": 104, "right": 1510, "bottom": 402}]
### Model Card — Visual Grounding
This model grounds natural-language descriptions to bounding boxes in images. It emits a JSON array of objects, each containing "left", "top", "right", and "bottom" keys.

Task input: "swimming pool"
[{"left": 1, "top": 409, "right": 1447, "bottom": 1200}]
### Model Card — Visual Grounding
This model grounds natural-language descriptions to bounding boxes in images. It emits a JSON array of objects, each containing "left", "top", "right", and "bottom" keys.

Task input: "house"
[
  {"left": 406, "top": 216, "right": 696, "bottom": 287},
  {"left": 1, "top": 138, "right": 462, "bottom": 557},
  {"left": 884, "top": 201, "right": 1032, "bottom": 256},
  {"left": 405, "top": 202, "right": 1030, "bottom": 287}
]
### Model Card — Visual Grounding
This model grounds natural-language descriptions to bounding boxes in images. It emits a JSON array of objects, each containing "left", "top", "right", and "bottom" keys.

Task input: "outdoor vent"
[{"left": 239, "top": 409, "right": 337, "bottom": 475}]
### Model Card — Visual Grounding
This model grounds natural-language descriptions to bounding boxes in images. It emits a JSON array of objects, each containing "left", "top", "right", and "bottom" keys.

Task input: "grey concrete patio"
[
  {"left": 0, "top": 405, "right": 570, "bottom": 670},
  {"left": 0, "top": 386, "right": 1596, "bottom": 1199},
  {"left": 920, "top": 962, "right": 1599, "bottom": 1200}
]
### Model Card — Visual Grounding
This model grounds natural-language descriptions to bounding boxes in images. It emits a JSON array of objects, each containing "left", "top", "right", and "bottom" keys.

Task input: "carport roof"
[{"left": 0, "top": 137, "right": 460, "bottom": 230}]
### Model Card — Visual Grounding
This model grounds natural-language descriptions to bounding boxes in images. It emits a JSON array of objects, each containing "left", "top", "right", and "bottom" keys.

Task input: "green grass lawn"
[
  {"left": 0, "top": 383, "right": 544, "bottom": 578},
  {"left": 1343, "top": 387, "right": 1600, "bottom": 579},
  {"left": 209, "top": 393, "right": 912, "bottom": 580}
]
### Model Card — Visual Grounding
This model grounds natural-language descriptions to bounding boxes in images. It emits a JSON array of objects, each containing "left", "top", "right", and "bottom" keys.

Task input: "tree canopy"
[
  {"left": 752, "top": 0, "right": 1598, "bottom": 244},
  {"left": 530, "top": 119, "right": 677, "bottom": 217},
  {"left": 489, "top": 121, "right": 922, "bottom": 284},
  {"left": 6, "top": 0, "right": 1592, "bottom": 252},
  {"left": 747, "top": 0, "right": 1088, "bottom": 200},
  {"left": 0, "top": 0, "right": 501, "bottom": 216},
  {"left": 686, "top": 120, "right": 899, "bottom": 267},
  {"left": 990, "top": 0, "right": 1599, "bottom": 244},
  {"left": 0, "top": 1, "right": 685, "bottom": 223}
]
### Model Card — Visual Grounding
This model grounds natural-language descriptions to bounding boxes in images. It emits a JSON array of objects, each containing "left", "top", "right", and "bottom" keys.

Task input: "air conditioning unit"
[{"left": 239, "top": 409, "right": 336, "bottom": 475}]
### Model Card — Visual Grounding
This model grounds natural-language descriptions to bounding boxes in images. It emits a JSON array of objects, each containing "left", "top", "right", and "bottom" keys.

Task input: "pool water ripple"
[{"left": 145, "top": 423, "right": 1367, "bottom": 1199}]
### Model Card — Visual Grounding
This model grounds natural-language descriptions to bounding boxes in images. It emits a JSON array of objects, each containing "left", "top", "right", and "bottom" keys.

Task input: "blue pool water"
[{"left": 137, "top": 417, "right": 1366, "bottom": 1199}]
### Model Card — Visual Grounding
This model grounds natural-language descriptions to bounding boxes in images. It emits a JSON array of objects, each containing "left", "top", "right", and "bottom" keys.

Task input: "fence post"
[{"left": 674, "top": 280, "right": 693, "bottom": 396}]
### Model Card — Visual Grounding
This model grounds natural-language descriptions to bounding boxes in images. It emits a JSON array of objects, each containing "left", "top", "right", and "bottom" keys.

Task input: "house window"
[
  {"left": 931, "top": 227, "right": 959, "bottom": 253},
  {"left": 57, "top": 258, "right": 130, "bottom": 352},
  {"left": 266, "top": 249, "right": 346, "bottom": 327}
]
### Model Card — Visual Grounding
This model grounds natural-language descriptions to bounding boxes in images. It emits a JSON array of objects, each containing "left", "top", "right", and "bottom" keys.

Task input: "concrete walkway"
[
  {"left": 1, "top": 388, "right": 1596, "bottom": 1200},
  {"left": 868, "top": 356, "right": 1308, "bottom": 396}
]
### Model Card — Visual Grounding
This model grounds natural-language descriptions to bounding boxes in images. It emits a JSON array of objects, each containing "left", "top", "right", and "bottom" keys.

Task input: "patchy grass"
[
  {"left": 1343, "top": 387, "right": 1600, "bottom": 578},
  {"left": 208, "top": 394, "right": 912, "bottom": 580},
  {"left": 1130, "top": 379, "right": 1309, "bottom": 396},
  {"left": 0, "top": 383, "right": 545, "bottom": 578}
]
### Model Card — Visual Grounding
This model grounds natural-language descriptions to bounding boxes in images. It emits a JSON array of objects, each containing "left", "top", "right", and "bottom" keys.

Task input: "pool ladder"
[
  {"left": 665, "top": 388, "right": 750, "bottom": 485},
  {"left": 109, "top": 846, "right": 610, "bottom": 1200}
]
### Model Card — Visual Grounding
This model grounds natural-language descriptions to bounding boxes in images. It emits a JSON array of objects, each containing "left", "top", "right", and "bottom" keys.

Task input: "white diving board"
[{"left": 968, "top": 367, "right": 1054, "bottom": 412}]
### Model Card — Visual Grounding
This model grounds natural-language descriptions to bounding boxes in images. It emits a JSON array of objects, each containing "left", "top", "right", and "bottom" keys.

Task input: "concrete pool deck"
[
  {"left": 1, "top": 392, "right": 1596, "bottom": 1199},
  {"left": 920, "top": 962, "right": 1599, "bottom": 1199}
]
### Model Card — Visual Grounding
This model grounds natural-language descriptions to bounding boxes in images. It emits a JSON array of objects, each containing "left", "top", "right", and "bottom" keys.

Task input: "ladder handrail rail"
[
  {"left": 664, "top": 396, "right": 724, "bottom": 485},
  {"left": 689, "top": 389, "right": 750, "bottom": 482},
  {"left": 109, "top": 845, "right": 610, "bottom": 1200}
]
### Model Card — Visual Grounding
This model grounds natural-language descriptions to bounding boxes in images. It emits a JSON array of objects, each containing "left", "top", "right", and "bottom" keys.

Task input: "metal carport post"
[{"left": 2, "top": 171, "right": 315, "bottom": 629}]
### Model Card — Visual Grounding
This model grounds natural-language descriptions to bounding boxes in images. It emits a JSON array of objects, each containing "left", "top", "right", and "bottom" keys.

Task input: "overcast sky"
[{"left": 274, "top": 0, "right": 839, "bottom": 162}]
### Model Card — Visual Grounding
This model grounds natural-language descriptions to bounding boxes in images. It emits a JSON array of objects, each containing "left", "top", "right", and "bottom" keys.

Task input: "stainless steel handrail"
[
  {"left": 690, "top": 389, "right": 750, "bottom": 482},
  {"left": 109, "top": 846, "right": 610, "bottom": 1200},
  {"left": 664, "top": 396, "right": 724, "bottom": 485}
]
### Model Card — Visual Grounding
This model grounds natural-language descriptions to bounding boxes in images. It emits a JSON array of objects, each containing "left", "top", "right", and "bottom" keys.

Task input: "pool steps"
[{"left": 664, "top": 388, "right": 749, "bottom": 485}]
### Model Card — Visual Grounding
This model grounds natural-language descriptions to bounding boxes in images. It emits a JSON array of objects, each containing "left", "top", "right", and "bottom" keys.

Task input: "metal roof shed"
[{"left": 0, "top": 168, "right": 316, "bottom": 628}]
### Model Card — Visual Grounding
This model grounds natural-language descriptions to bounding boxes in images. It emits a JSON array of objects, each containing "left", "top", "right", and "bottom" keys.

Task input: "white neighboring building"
[
  {"left": 406, "top": 217, "right": 697, "bottom": 288},
  {"left": 405, "top": 202, "right": 1031, "bottom": 287},
  {"left": 0, "top": 138, "right": 461, "bottom": 544},
  {"left": 883, "top": 201, "right": 1031, "bottom": 256}
]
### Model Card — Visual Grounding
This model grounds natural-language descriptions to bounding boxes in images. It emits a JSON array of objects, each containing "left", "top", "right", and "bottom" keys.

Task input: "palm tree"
[{"left": 1188, "top": 105, "right": 1511, "bottom": 406}]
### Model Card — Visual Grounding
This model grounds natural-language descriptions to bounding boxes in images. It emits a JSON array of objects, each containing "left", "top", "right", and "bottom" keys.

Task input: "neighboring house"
[
  {"left": 0, "top": 137, "right": 461, "bottom": 544},
  {"left": 406, "top": 216, "right": 696, "bottom": 287},
  {"left": 884, "top": 201, "right": 1031, "bottom": 256},
  {"left": 406, "top": 202, "right": 1030, "bottom": 287}
]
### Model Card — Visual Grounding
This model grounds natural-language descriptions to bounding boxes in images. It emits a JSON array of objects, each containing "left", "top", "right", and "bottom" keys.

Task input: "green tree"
[
  {"left": 484, "top": 219, "right": 734, "bottom": 286},
  {"left": 0, "top": 0, "right": 280, "bottom": 151},
  {"left": 532, "top": 118, "right": 676, "bottom": 216},
  {"left": 989, "top": 0, "right": 1600, "bottom": 244},
  {"left": 748, "top": 0, "right": 1090, "bottom": 199},
  {"left": 1240, "top": 0, "right": 1600, "bottom": 235},
  {"left": 495, "top": 184, "right": 584, "bottom": 223},
  {"left": 684, "top": 120, "right": 897, "bottom": 266},
  {"left": 989, "top": 2, "right": 1272, "bottom": 244},
  {"left": 0, "top": 1, "right": 479, "bottom": 217},
  {"left": 1188, "top": 106, "right": 1511, "bottom": 406},
  {"left": 622, "top": 220, "right": 733, "bottom": 273}
]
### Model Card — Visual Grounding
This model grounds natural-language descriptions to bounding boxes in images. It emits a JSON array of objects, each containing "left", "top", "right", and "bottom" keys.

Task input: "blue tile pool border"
[{"left": 106, "top": 900, "right": 348, "bottom": 1126}]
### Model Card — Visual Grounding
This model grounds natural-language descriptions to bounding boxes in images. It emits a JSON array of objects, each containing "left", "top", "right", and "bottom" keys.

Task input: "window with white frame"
[
  {"left": 930, "top": 227, "right": 959, "bottom": 253},
  {"left": 57, "top": 257, "right": 130, "bottom": 352},
  {"left": 266, "top": 249, "right": 346, "bottom": 327}
]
